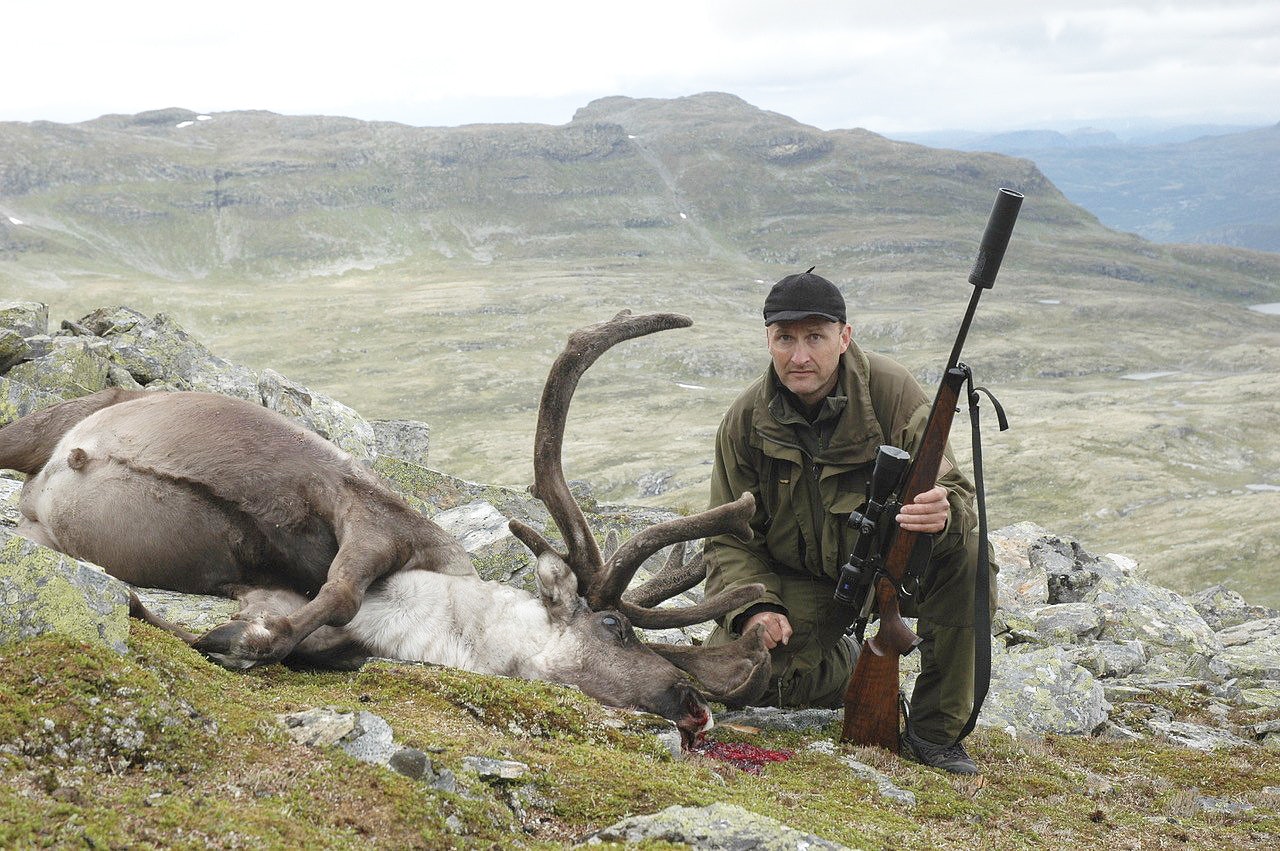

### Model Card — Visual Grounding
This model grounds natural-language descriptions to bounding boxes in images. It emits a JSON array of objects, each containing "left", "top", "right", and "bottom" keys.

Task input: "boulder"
[
  {"left": 370, "top": 418, "right": 431, "bottom": 466},
  {"left": 0, "top": 529, "right": 130, "bottom": 654},
  {"left": 0, "top": 300, "right": 48, "bottom": 338},
  {"left": 0, "top": 376, "right": 64, "bottom": 427},
  {"left": 4, "top": 340, "right": 114, "bottom": 397},
  {"left": 980, "top": 645, "right": 1110, "bottom": 736},
  {"left": 1215, "top": 617, "right": 1280, "bottom": 687},
  {"left": 990, "top": 521, "right": 1051, "bottom": 609},
  {"left": 0, "top": 328, "right": 30, "bottom": 372},
  {"left": 585, "top": 802, "right": 849, "bottom": 850},
  {"left": 257, "top": 369, "right": 377, "bottom": 462},
  {"left": 1191, "top": 584, "right": 1278, "bottom": 631},
  {"left": 69, "top": 307, "right": 260, "bottom": 401}
]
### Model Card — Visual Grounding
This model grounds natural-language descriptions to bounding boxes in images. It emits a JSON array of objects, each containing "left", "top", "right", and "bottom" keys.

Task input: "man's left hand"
[{"left": 896, "top": 485, "right": 949, "bottom": 533}]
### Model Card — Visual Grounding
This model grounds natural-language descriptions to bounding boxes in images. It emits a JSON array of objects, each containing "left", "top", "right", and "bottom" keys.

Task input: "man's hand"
[
  {"left": 895, "top": 484, "right": 950, "bottom": 533},
  {"left": 743, "top": 611, "right": 792, "bottom": 650}
]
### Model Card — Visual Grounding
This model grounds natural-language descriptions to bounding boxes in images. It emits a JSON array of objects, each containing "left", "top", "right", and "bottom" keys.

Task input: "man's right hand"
[{"left": 744, "top": 611, "right": 793, "bottom": 649}]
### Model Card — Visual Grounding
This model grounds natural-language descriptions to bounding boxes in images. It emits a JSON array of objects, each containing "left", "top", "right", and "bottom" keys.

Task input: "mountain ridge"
[{"left": 1, "top": 93, "right": 1278, "bottom": 605}]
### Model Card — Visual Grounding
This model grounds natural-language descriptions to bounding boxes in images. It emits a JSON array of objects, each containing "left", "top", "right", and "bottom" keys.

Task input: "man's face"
[{"left": 766, "top": 318, "right": 852, "bottom": 407}]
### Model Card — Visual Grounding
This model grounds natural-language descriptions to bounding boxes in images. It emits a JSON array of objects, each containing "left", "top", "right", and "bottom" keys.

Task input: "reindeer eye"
[{"left": 598, "top": 613, "right": 631, "bottom": 642}]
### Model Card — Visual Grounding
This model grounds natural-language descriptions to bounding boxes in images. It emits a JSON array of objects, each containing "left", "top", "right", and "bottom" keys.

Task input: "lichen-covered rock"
[
  {"left": 0, "top": 300, "right": 48, "bottom": 338},
  {"left": 130, "top": 586, "right": 240, "bottom": 633},
  {"left": 980, "top": 645, "right": 1110, "bottom": 735},
  {"left": 0, "top": 529, "right": 130, "bottom": 654},
  {"left": 1146, "top": 720, "right": 1252, "bottom": 751},
  {"left": 258, "top": 368, "right": 377, "bottom": 462},
  {"left": 990, "top": 521, "right": 1051, "bottom": 609},
  {"left": 1191, "top": 584, "right": 1279, "bottom": 631},
  {"left": 0, "top": 376, "right": 64, "bottom": 427},
  {"left": 71, "top": 307, "right": 260, "bottom": 401},
  {"left": 431, "top": 500, "right": 531, "bottom": 584},
  {"left": 370, "top": 418, "right": 431, "bottom": 466},
  {"left": 1215, "top": 618, "right": 1280, "bottom": 687},
  {"left": 0, "top": 328, "right": 31, "bottom": 372},
  {"left": 4, "top": 341, "right": 113, "bottom": 397},
  {"left": 1015, "top": 602, "right": 1105, "bottom": 645},
  {"left": 1089, "top": 573, "right": 1222, "bottom": 661},
  {"left": 585, "top": 802, "right": 849, "bottom": 850}
]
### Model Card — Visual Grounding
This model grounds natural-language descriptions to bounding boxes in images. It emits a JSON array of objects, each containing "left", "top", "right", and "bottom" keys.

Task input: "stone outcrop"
[{"left": 0, "top": 303, "right": 379, "bottom": 461}]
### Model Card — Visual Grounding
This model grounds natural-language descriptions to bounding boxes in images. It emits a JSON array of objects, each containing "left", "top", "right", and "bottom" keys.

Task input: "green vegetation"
[
  {"left": 2, "top": 95, "right": 1278, "bottom": 605},
  {"left": 2, "top": 625, "right": 1277, "bottom": 848}
]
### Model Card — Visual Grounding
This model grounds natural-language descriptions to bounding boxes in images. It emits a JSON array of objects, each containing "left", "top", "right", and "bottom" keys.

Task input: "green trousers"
[{"left": 706, "top": 533, "right": 994, "bottom": 744}]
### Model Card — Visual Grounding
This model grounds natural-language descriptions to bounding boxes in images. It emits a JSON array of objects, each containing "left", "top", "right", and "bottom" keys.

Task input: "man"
[{"left": 702, "top": 269, "right": 990, "bottom": 775}]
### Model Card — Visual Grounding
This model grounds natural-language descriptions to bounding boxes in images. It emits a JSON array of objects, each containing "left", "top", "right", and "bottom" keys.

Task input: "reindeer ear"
[{"left": 534, "top": 552, "right": 583, "bottom": 622}]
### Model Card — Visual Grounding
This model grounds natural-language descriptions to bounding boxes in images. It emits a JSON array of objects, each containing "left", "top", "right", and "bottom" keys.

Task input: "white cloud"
[{"left": 1, "top": 0, "right": 1276, "bottom": 133}]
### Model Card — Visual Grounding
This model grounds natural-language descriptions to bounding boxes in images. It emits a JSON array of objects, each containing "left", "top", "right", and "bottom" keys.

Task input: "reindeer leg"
[{"left": 193, "top": 534, "right": 402, "bottom": 669}]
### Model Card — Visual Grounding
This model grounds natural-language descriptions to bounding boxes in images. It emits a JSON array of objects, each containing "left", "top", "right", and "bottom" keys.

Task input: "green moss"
[{"left": 4, "top": 617, "right": 1280, "bottom": 848}]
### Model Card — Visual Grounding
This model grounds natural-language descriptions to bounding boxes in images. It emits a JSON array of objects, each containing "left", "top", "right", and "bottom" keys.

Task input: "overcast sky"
[{"left": 5, "top": 1, "right": 1277, "bottom": 136}]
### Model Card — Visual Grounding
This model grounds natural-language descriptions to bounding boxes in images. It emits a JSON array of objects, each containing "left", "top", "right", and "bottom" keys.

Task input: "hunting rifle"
[{"left": 837, "top": 187, "right": 1023, "bottom": 750}]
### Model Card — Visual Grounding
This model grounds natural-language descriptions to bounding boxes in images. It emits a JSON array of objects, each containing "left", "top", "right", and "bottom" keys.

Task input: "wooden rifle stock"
[{"left": 840, "top": 187, "right": 1022, "bottom": 750}]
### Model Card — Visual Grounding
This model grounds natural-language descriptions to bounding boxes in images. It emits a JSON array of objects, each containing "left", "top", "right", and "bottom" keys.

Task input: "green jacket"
[{"left": 704, "top": 342, "right": 978, "bottom": 634}]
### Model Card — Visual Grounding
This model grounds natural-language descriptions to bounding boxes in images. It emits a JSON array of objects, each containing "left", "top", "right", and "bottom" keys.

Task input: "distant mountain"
[
  {"left": 1, "top": 93, "right": 1279, "bottom": 606},
  {"left": 894, "top": 122, "right": 1280, "bottom": 252}
]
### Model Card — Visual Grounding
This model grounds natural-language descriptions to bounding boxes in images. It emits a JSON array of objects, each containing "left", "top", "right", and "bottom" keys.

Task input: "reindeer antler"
[{"left": 511, "top": 310, "right": 771, "bottom": 704}]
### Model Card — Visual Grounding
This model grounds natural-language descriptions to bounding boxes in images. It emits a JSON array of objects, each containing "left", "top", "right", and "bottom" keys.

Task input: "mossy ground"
[{"left": 3, "top": 624, "right": 1278, "bottom": 849}]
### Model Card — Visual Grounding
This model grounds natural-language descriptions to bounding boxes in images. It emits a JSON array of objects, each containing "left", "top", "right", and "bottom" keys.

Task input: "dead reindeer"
[{"left": 0, "top": 311, "right": 770, "bottom": 744}]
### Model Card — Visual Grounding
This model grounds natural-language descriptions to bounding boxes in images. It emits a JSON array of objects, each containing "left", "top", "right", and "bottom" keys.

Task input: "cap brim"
[{"left": 764, "top": 310, "right": 843, "bottom": 326}]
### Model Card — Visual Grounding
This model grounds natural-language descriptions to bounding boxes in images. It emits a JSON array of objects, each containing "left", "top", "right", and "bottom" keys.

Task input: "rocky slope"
[{"left": 2, "top": 303, "right": 1278, "bottom": 848}]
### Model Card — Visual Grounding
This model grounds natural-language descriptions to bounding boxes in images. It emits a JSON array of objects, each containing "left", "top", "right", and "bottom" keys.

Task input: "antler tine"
[
  {"left": 622, "top": 542, "right": 696, "bottom": 608},
  {"left": 532, "top": 310, "right": 693, "bottom": 583},
  {"left": 618, "top": 583, "right": 765, "bottom": 629},
  {"left": 587, "top": 492, "right": 754, "bottom": 610}
]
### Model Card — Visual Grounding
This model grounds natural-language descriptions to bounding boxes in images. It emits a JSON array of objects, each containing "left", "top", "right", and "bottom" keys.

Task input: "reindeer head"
[{"left": 509, "top": 311, "right": 772, "bottom": 745}]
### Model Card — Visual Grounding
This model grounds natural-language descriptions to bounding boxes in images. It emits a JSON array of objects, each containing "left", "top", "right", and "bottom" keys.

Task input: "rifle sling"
[{"left": 951, "top": 371, "right": 1008, "bottom": 745}]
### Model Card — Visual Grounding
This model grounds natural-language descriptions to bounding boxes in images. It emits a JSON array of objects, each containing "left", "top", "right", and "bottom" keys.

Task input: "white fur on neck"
[{"left": 345, "top": 570, "right": 578, "bottom": 681}]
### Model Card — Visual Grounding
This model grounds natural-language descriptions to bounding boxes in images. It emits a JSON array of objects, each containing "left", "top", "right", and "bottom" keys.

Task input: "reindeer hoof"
[{"left": 193, "top": 619, "right": 285, "bottom": 670}]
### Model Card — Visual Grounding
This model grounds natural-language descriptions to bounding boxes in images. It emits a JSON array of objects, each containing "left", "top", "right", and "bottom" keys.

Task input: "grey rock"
[
  {"left": 388, "top": 747, "right": 433, "bottom": 780},
  {"left": 0, "top": 301, "right": 48, "bottom": 338},
  {"left": 430, "top": 500, "right": 532, "bottom": 584},
  {"left": 1191, "top": 584, "right": 1278, "bottom": 631},
  {"left": 77, "top": 308, "right": 261, "bottom": 401},
  {"left": 584, "top": 802, "right": 849, "bottom": 850},
  {"left": 278, "top": 707, "right": 433, "bottom": 779},
  {"left": 338, "top": 711, "right": 399, "bottom": 766},
  {"left": 462, "top": 756, "right": 529, "bottom": 781},
  {"left": 370, "top": 418, "right": 431, "bottom": 466},
  {"left": 1193, "top": 795, "right": 1254, "bottom": 816},
  {"left": 0, "top": 329, "right": 30, "bottom": 372},
  {"left": 5, "top": 341, "right": 113, "bottom": 397},
  {"left": 1215, "top": 618, "right": 1280, "bottom": 686},
  {"left": 0, "top": 528, "right": 130, "bottom": 654},
  {"left": 1016, "top": 602, "right": 1105, "bottom": 645},
  {"left": 636, "top": 469, "right": 676, "bottom": 497},
  {"left": 990, "top": 522, "right": 1051, "bottom": 609},
  {"left": 129, "top": 586, "right": 239, "bottom": 632},
  {"left": 1088, "top": 574, "right": 1221, "bottom": 661},
  {"left": 836, "top": 756, "right": 916, "bottom": 807},
  {"left": 278, "top": 707, "right": 358, "bottom": 747},
  {"left": 979, "top": 645, "right": 1110, "bottom": 736},
  {"left": 0, "top": 374, "right": 69, "bottom": 427},
  {"left": 717, "top": 706, "right": 841, "bottom": 734},
  {"left": 1147, "top": 720, "right": 1251, "bottom": 751},
  {"left": 258, "top": 368, "right": 377, "bottom": 462}
]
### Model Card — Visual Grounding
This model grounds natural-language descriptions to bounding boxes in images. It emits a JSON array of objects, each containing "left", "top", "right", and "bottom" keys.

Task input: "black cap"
[{"left": 763, "top": 267, "right": 846, "bottom": 325}]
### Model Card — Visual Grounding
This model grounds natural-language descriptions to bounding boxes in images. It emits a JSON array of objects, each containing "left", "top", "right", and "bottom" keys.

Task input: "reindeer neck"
[{"left": 345, "top": 571, "right": 567, "bottom": 680}]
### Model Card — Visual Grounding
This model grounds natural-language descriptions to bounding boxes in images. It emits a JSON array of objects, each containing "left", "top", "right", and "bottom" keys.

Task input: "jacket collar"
[{"left": 752, "top": 341, "right": 885, "bottom": 465}]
